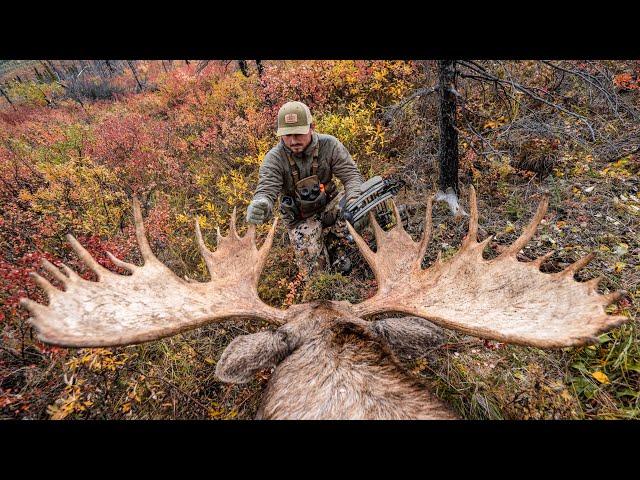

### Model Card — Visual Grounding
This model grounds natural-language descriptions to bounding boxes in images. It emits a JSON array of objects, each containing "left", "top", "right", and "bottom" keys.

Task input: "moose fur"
[{"left": 216, "top": 302, "right": 456, "bottom": 419}]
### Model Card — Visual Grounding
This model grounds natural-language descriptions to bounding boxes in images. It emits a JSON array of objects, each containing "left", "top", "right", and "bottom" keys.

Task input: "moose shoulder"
[{"left": 21, "top": 187, "right": 627, "bottom": 419}]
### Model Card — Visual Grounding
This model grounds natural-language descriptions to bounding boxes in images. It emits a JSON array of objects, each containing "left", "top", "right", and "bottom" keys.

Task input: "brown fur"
[
  {"left": 369, "top": 316, "right": 447, "bottom": 360},
  {"left": 215, "top": 330, "right": 294, "bottom": 384},
  {"left": 217, "top": 302, "right": 458, "bottom": 420}
]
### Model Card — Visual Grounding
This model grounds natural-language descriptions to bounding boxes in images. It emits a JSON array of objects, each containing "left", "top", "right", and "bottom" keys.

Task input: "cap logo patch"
[{"left": 284, "top": 113, "right": 298, "bottom": 124}]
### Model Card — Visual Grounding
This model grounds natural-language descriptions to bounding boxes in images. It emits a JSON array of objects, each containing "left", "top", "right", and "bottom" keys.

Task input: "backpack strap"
[
  {"left": 285, "top": 141, "right": 319, "bottom": 184},
  {"left": 285, "top": 150, "right": 300, "bottom": 185},
  {"left": 311, "top": 142, "right": 319, "bottom": 176}
]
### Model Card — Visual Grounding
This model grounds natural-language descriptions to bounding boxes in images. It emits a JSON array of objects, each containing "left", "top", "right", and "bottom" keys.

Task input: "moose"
[{"left": 20, "top": 187, "right": 627, "bottom": 419}]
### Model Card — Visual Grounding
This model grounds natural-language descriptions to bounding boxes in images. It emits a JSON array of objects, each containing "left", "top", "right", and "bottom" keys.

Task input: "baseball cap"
[{"left": 276, "top": 101, "right": 313, "bottom": 136}]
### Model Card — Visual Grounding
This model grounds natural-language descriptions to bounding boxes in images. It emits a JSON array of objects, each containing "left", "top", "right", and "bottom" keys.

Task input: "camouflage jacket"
[{"left": 253, "top": 132, "right": 364, "bottom": 216}]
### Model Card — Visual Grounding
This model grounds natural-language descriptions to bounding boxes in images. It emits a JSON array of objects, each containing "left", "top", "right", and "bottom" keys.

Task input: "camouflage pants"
[{"left": 287, "top": 191, "right": 344, "bottom": 277}]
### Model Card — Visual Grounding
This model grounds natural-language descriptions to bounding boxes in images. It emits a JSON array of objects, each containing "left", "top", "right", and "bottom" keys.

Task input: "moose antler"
[
  {"left": 346, "top": 186, "right": 627, "bottom": 347},
  {"left": 20, "top": 198, "right": 286, "bottom": 347}
]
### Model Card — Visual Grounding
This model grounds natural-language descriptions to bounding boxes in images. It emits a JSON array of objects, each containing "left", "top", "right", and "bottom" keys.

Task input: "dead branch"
[{"left": 458, "top": 60, "right": 596, "bottom": 141}]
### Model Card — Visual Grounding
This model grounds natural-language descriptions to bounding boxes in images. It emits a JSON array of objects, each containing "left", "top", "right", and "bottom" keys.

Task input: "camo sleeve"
[
  {"left": 253, "top": 151, "right": 284, "bottom": 215},
  {"left": 330, "top": 139, "right": 364, "bottom": 204}
]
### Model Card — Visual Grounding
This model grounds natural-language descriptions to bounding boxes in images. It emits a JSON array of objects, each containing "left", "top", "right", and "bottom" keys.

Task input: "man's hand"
[{"left": 246, "top": 198, "right": 271, "bottom": 225}]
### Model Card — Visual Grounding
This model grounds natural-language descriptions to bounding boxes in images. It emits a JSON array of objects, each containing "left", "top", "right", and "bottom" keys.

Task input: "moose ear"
[
  {"left": 215, "top": 329, "right": 293, "bottom": 384},
  {"left": 369, "top": 317, "right": 447, "bottom": 360}
]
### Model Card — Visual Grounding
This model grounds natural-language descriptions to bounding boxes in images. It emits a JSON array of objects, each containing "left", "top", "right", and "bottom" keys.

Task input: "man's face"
[{"left": 281, "top": 128, "right": 313, "bottom": 154}]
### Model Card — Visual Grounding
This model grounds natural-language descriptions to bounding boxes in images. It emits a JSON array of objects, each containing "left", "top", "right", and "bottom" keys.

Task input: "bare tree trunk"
[
  {"left": 45, "top": 60, "right": 62, "bottom": 81},
  {"left": 434, "top": 60, "right": 467, "bottom": 216},
  {"left": 238, "top": 60, "right": 249, "bottom": 77},
  {"left": 256, "top": 60, "right": 264, "bottom": 78},
  {"left": 196, "top": 60, "right": 210, "bottom": 75},
  {"left": 92, "top": 60, "right": 106, "bottom": 79},
  {"left": 40, "top": 61, "right": 56, "bottom": 82},
  {"left": 127, "top": 60, "right": 143, "bottom": 91},
  {"left": 0, "top": 86, "right": 16, "bottom": 110},
  {"left": 437, "top": 60, "right": 459, "bottom": 194}
]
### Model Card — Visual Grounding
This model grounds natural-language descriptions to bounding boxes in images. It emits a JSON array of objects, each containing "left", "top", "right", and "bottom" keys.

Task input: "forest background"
[{"left": 0, "top": 59, "right": 638, "bottom": 419}]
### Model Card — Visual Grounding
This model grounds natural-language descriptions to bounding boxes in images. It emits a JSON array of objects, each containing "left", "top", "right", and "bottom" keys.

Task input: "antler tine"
[
  {"left": 29, "top": 272, "right": 60, "bottom": 297},
  {"left": 66, "top": 234, "right": 111, "bottom": 281},
  {"left": 502, "top": 194, "right": 549, "bottom": 257},
  {"left": 368, "top": 210, "right": 386, "bottom": 246},
  {"left": 345, "top": 219, "right": 377, "bottom": 267},
  {"left": 244, "top": 223, "right": 257, "bottom": 244},
  {"left": 255, "top": 217, "right": 278, "bottom": 272},
  {"left": 390, "top": 200, "right": 404, "bottom": 230},
  {"left": 19, "top": 297, "right": 49, "bottom": 318},
  {"left": 603, "top": 290, "right": 626, "bottom": 305},
  {"left": 106, "top": 251, "right": 138, "bottom": 273},
  {"left": 462, "top": 185, "right": 479, "bottom": 248},
  {"left": 584, "top": 275, "right": 603, "bottom": 293},
  {"left": 132, "top": 196, "right": 157, "bottom": 264},
  {"left": 194, "top": 217, "right": 216, "bottom": 276},
  {"left": 557, "top": 252, "right": 596, "bottom": 278},
  {"left": 41, "top": 259, "right": 69, "bottom": 286},
  {"left": 259, "top": 217, "right": 278, "bottom": 251},
  {"left": 531, "top": 250, "right": 555, "bottom": 269},
  {"left": 229, "top": 206, "right": 240, "bottom": 240},
  {"left": 59, "top": 262, "right": 80, "bottom": 280}
]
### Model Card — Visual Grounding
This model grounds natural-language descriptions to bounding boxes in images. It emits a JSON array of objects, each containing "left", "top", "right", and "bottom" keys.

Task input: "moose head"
[{"left": 21, "top": 187, "right": 627, "bottom": 419}]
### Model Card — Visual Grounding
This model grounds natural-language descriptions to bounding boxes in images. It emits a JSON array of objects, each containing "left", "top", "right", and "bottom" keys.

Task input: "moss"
[{"left": 301, "top": 272, "right": 363, "bottom": 303}]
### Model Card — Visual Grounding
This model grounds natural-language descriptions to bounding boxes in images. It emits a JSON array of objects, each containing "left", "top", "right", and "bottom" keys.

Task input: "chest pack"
[{"left": 281, "top": 144, "right": 335, "bottom": 221}]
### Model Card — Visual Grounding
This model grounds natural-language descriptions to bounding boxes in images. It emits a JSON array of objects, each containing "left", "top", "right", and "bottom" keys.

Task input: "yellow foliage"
[
  {"left": 47, "top": 382, "right": 93, "bottom": 420},
  {"left": 316, "top": 100, "right": 385, "bottom": 162},
  {"left": 592, "top": 371, "right": 610, "bottom": 384},
  {"left": 5, "top": 80, "right": 64, "bottom": 106},
  {"left": 600, "top": 157, "right": 634, "bottom": 179},
  {"left": 66, "top": 348, "right": 130, "bottom": 373},
  {"left": 216, "top": 169, "right": 252, "bottom": 209},
  {"left": 29, "top": 158, "right": 128, "bottom": 236}
]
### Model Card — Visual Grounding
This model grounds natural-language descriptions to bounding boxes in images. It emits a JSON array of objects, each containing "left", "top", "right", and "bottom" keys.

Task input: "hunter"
[{"left": 246, "top": 101, "right": 365, "bottom": 276}]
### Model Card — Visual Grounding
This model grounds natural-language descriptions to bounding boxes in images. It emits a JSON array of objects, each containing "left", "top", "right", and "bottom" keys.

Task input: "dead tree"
[
  {"left": 105, "top": 60, "right": 115, "bottom": 75},
  {"left": 127, "top": 60, "right": 144, "bottom": 91},
  {"left": 238, "top": 60, "right": 249, "bottom": 77},
  {"left": 0, "top": 85, "right": 16, "bottom": 110},
  {"left": 452, "top": 60, "right": 640, "bottom": 175},
  {"left": 21, "top": 190, "right": 626, "bottom": 419},
  {"left": 45, "top": 61, "right": 62, "bottom": 81},
  {"left": 195, "top": 60, "right": 210, "bottom": 75},
  {"left": 437, "top": 60, "right": 459, "bottom": 192},
  {"left": 434, "top": 60, "right": 467, "bottom": 215}
]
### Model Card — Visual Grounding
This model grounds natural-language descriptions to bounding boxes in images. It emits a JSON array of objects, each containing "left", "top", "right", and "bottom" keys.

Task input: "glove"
[{"left": 246, "top": 198, "right": 271, "bottom": 225}]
